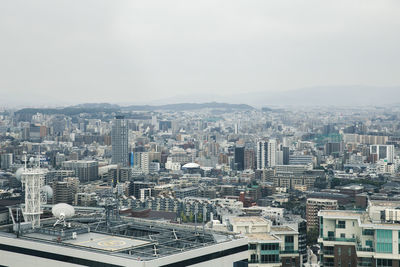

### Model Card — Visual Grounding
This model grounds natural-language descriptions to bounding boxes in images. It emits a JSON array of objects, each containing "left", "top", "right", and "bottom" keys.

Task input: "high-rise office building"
[
  {"left": 324, "top": 142, "right": 344, "bottom": 156},
  {"left": 234, "top": 146, "right": 245, "bottom": 171},
  {"left": 282, "top": 146, "right": 290, "bottom": 165},
  {"left": 306, "top": 198, "right": 337, "bottom": 231},
  {"left": 0, "top": 153, "right": 13, "bottom": 170},
  {"left": 267, "top": 140, "right": 277, "bottom": 167},
  {"left": 112, "top": 115, "right": 129, "bottom": 166},
  {"left": 244, "top": 148, "right": 255, "bottom": 170},
  {"left": 370, "top": 144, "right": 395, "bottom": 163},
  {"left": 52, "top": 181, "right": 73, "bottom": 204},
  {"left": 257, "top": 141, "right": 268, "bottom": 169},
  {"left": 62, "top": 160, "right": 98, "bottom": 182}
]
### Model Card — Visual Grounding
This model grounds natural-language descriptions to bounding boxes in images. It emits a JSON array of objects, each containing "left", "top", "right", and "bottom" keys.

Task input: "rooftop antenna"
[
  {"left": 23, "top": 151, "right": 27, "bottom": 170},
  {"left": 38, "top": 144, "right": 41, "bottom": 170}
]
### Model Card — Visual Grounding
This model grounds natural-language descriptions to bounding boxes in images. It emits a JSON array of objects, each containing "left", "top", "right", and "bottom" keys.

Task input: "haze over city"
[{"left": 1, "top": 0, "right": 400, "bottom": 107}]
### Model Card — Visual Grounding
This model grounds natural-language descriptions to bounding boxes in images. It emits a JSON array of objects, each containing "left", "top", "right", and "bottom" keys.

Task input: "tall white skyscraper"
[
  {"left": 257, "top": 140, "right": 277, "bottom": 169},
  {"left": 256, "top": 141, "right": 268, "bottom": 169},
  {"left": 267, "top": 139, "right": 277, "bottom": 167},
  {"left": 112, "top": 116, "right": 129, "bottom": 167}
]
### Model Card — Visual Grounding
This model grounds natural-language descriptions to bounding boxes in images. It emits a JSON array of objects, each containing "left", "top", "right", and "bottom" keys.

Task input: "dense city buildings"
[
  {"left": 2, "top": 103, "right": 400, "bottom": 266},
  {"left": 0, "top": 1, "right": 397, "bottom": 266}
]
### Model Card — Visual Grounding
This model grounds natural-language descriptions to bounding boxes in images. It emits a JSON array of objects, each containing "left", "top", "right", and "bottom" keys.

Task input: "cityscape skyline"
[{"left": 1, "top": 1, "right": 400, "bottom": 266}]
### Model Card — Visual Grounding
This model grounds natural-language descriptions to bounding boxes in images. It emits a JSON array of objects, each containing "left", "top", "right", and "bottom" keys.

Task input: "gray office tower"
[{"left": 112, "top": 116, "right": 129, "bottom": 166}]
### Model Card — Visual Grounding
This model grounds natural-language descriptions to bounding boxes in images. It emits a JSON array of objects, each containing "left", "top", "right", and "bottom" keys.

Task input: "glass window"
[
  {"left": 363, "top": 229, "right": 374, "bottom": 235},
  {"left": 376, "top": 230, "right": 392, "bottom": 253},
  {"left": 284, "top": 235, "right": 294, "bottom": 251},
  {"left": 260, "top": 254, "right": 279, "bottom": 263},
  {"left": 377, "top": 259, "right": 392, "bottom": 267},
  {"left": 261, "top": 243, "right": 279, "bottom": 251},
  {"left": 337, "top": 221, "right": 346, "bottom": 228},
  {"left": 249, "top": 244, "right": 257, "bottom": 250}
]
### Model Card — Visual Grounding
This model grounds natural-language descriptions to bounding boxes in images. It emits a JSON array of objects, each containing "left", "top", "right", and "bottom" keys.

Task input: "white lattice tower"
[{"left": 22, "top": 168, "right": 45, "bottom": 229}]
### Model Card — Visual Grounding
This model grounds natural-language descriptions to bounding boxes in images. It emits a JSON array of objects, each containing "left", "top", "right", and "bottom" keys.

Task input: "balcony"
[
  {"left": 356, "top": 246, "right": 374, "bottom": 252},
  {"left": 249, "top": 260, "right": 280, "bottom": 264},
  {"left": 280, "top": 250, "right": 298, "bottom": 254},
  {"left": 260, "top": 250, "right": 279, "bottom": 255},
  {"left": 323, "top": 237, "right": 356, "bottom": 242}
]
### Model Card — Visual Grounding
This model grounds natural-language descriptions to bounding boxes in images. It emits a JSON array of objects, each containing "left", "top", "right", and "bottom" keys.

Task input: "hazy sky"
[{"left": 1, "top": 1, "right": 399, "bottom": 106}]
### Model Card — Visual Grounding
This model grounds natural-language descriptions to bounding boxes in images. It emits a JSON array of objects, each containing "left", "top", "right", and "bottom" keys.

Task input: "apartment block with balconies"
[
  {"left": 230, "top": 216, "right": 299, "bottom": 267},
  {"left": 318, "top": 200, "right": 400, "bottom": 267}
]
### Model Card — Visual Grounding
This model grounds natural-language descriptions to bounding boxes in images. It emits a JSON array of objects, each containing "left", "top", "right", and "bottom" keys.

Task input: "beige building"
[
  {"left": 306, "top": 198, "right": 337, "bottom": 230},
  {"left": 230, "top": 217, "right": 300, "bottom": 267}
]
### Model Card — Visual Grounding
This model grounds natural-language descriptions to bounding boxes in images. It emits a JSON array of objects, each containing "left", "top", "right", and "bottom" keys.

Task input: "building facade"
[
  {"left": 306, "top": 198, "right": 338, "bottom": 231},
  {"left": 112, "top": 115, "right": 129, "bottom": 167},
  {"left": 318, "top": 200, "right": 400, "bottom": 267}
]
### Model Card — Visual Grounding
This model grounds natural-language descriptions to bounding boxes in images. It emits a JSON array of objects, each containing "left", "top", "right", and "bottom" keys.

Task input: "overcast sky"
[{"left": 1, "top": 1, "right": 399, "bottom": 107}]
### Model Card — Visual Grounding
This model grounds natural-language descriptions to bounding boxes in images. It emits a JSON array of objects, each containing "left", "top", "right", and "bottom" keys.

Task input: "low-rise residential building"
[{"left": 230, "top": 216, "right": 299, "bottom": 267}]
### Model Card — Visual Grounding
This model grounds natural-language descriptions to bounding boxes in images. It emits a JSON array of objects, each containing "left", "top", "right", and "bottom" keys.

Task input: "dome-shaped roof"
[
  {"left": 182, "top": 162, "right": 200, "bottom": 169},
  {"left": 41, "top": 185, "right": 53, "bottom": 199},
  {"left": 52, "top": 203, "right": 75, "bottom": 219},
  {"left": 15, "top": 168, "right": 24, "bottom": 181}
]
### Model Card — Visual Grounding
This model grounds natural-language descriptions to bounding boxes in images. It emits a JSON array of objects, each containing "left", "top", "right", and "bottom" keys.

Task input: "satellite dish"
[
  {"left": 15, "top": 168, "right": 24, "bottom": 181},
  {"left": 41, "top": 185, "right": 53, "bottom": 199},
  {"left": 52, "top": 203, "right": 75, "bottom": 227}
]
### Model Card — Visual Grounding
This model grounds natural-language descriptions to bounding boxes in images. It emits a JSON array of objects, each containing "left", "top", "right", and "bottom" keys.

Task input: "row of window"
[
  {"left": 249, "top": 243, "right": 279, "bottom": 251},
  {"left": 261, "top": 243, "right": 279, "bottom": 251},
  {"left": 337, "top": 247, "right": 352, "bottom": 256},
  {"left": 249, "top": 254, "right": 279, "bottom": 263},
  {"left": 248, "top": 238, "right": 294, "bottom": 251},
  {"left": 377, "top": 259, "right": 392, "bottom": 267}
]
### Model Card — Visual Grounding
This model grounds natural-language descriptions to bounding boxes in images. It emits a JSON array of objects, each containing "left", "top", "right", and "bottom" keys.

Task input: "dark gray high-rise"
[{"left": 112, "top": 116, "right": 129, "bottom": 166}]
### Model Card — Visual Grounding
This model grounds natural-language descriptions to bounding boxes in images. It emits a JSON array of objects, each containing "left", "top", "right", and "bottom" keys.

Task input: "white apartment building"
[{"left": 318, "top": 200, "right": 400, "bottom": 267}]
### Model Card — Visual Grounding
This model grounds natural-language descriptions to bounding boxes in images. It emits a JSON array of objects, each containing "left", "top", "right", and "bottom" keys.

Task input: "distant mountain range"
[
  {"left": 15, "top": 102, "right": 255, "bottom": 117},
  {"left": 225, "top": 86, "right": 400, "bottom": 107},
  {"left": 122, "top": 102, "right": 254, "bottom": 111},
  {"left": 4, "top": 85, "right": 400, "bottom": 109}
]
